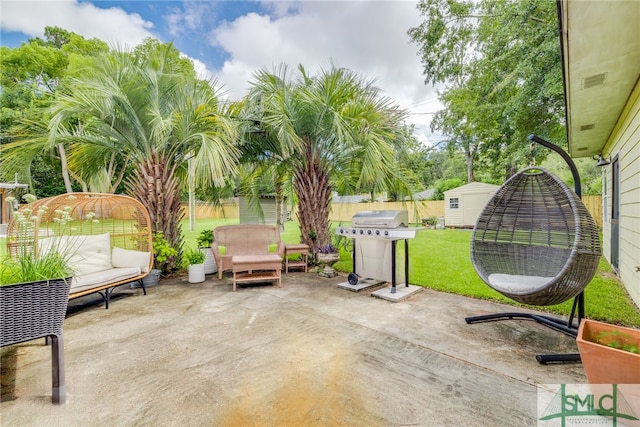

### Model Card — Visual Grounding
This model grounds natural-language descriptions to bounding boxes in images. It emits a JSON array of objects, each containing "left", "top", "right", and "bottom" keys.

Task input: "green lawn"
[
  {"left": 180, "top": 218, "right": 640, "bottom": 328},
  {"left": 399, "top": 229, "right": 640, "bottom": 328}
]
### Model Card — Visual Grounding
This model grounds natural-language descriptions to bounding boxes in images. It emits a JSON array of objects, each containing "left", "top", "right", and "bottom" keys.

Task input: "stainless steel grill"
[
  {"left": 335, "top": 210, "right": 423, "bottom": 292},
  {"left": 351, "top": 209, "right": 407, "bottom": 228},
  {"left": 336, "top": 210, "right": 420, "bottom": 240}
]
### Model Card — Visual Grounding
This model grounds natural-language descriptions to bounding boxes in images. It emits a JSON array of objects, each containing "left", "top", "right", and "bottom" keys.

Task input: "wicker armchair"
[
  {"left": 471, "top": 167, "right": 601, "bottom": 306},
  {"left": 6, "top": 192, "right": 153, "bottom": 307}
]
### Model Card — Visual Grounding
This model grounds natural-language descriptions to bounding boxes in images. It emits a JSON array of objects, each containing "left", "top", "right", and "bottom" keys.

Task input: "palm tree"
[
  {"left": 241, "top": 64, "right": 412, "bottom": 251},
  {"left": 40, "top": 44, "right": 238, "bottom": 270}
]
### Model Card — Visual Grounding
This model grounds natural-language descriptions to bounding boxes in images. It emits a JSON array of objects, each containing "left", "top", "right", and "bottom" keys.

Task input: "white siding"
[
  {"left": 444, "top": 195, "right": 463, "bottom": 227},
  {"left": 602, "top": 81, "right": 640, "bottom": 307}
]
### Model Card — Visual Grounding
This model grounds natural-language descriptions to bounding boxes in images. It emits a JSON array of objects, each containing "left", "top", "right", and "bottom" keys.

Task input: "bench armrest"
[{"left": 211, "top": 243, "right": 222, "bottom": 264}]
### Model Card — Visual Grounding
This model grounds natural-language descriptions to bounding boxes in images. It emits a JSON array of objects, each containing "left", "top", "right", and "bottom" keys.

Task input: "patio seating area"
[{"left": 1, "top": 272, "right": 587, "bottom": 426}]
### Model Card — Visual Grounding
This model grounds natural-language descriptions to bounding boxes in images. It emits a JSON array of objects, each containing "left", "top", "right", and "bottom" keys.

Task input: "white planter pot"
[
  {"left": 188, "top": 264, "right": 205, "bottom": 283},
  {"left": 200, "top": 247, "right": 217, "bottom": 275}
]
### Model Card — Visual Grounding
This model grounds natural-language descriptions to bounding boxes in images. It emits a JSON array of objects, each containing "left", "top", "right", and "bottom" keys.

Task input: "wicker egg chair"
[
  {"left": 465, "top": 135, "right": 602, "bottom": 364},
  {"left": 6, "top": 192, "right": 153, "bottom": 308},
  {"left": 471, "top": 167, "right": 601, "bottom": 306}
]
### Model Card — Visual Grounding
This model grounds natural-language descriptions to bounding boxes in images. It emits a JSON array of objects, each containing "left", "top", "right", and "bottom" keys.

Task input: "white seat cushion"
[
  {"left": 488, "top": 273, "right": 554, "bottom": 294},
  {"left": 71, "top": 267, "right": 141, "bottom": 293}
]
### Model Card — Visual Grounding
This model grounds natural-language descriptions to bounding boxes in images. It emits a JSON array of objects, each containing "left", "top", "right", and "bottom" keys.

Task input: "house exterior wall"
[
  {"left": 601, "top": 81, "right": 640, "bottom": 307},
  {"left": 444, "top": 182, "right": 500, "bottom": 228}
]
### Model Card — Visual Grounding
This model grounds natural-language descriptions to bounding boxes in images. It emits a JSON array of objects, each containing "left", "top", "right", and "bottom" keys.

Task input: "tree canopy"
[
  {"left": 409, "top": 0, "right": 568, "bottom": 183},
  {"left": 240, "top": 65, "right": 414, "bottom": 249},
  {"left": 0, "top": 26, "right": 110, "bottom": 195}
]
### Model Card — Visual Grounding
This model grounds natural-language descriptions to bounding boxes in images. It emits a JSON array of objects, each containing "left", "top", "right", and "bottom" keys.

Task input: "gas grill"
[
  {"left": 336, "top": 210, "right": 423, "bottom": 293},
  {"left": 337, "top": 210, "right": 419, "bottom": 240}
]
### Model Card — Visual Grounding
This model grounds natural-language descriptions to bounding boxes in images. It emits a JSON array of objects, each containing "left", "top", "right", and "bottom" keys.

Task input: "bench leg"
[{"left": 50, "top": 334, "right": 66, "bottom": 404}]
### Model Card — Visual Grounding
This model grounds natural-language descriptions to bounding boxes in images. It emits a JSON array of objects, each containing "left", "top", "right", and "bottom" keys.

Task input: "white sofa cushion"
[
  {"left": 111, "top": 246, "right": 151, "bottom": 273},
  {"left": 40, "top": 233, "right": 112, "bottom": 276},
  {"left": 71, "top": 267, "right": 141, "bottom": 293},
  {"left": 488, "top": 273, "right": 554, "bottom": 294}
]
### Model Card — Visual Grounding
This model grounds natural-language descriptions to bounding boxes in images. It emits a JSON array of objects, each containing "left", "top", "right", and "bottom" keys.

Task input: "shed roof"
[{"left": 444, "top": 182, "right": 500, "bottom": 196}]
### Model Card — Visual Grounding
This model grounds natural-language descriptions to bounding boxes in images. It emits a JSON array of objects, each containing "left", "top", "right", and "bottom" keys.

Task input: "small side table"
[{"left": 284, "top": 244, "right": 309, "bottom": 273}]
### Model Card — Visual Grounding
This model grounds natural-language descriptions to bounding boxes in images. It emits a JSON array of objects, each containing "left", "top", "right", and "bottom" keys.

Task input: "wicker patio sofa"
[
  {"left": 212, "top": 224, "right": 285, "bottom": 290},
  {"left": 7, "top": 193, "right": 154, "bottom": 308}
]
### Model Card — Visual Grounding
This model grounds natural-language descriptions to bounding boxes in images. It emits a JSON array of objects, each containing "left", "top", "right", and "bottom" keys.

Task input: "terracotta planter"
[
  {"left": 0, "top": 277, "right": 71, "bottom": 404},
  {"left": 576, "top": 319, "right": 640, "bottom": 385}
]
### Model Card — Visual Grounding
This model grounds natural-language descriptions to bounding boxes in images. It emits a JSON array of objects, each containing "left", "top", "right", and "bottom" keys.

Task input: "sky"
[{"left": 0, "top": 0, "right": 444, "bottom": 145}]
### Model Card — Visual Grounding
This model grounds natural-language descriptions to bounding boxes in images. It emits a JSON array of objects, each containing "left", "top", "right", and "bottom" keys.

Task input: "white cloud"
[
  {"left": 0, "top": 0, "right": 155, "bottom": 48},
  {"left": 210, "top": 1, "right": 443, "bottom": 145},
  {"left": 0, "top": 0, "right": 444, "bottom": 145},
  {"left": 166, "top": 2, "right": 218, "bottom": 38}
]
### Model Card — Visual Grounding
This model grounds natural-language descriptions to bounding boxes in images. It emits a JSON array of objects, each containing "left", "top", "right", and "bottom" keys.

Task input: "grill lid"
[{"left": 351, "top": 210, "right": 408, "bottom": 228}]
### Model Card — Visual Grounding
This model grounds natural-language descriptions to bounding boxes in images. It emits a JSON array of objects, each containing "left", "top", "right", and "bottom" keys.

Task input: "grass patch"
[
  {"left": 338, "top": 226, "right": 639, "bottom": 328},
  {"left": 403, "top": 230, "right": 640, "bottom": 327}
]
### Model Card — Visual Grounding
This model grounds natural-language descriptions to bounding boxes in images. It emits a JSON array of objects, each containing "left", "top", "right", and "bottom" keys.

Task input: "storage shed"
[
  {"left": 238, "top": 195, "right": 277, "bottom": 224},
  {"left": 444, "top": 182, "right": 500, "bottom": 228}
]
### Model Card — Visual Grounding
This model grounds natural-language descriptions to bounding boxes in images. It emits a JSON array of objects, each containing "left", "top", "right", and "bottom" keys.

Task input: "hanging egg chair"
[{"left": 471, "top": 167, "right": 601, "bottom": 306}]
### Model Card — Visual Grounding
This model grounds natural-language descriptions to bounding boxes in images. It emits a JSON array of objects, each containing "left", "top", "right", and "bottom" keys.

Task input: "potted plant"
[
  {"left": 576, "top": 319, "right": 640, "bottom": 385},
  {"left": 196, "top": 229, "right": 217, "bottom": 275},
  {"left": 183, "top": 246, "right": 205, "bottom": 283},
  {"left": 316, "top": 244, "right": 340, "bottom": 278},
  {"left": 142, "top": 232, "right": 177, "bottom": 287},
  {"left": 1, "top": 194, "right": 74, "bottom": 404}
]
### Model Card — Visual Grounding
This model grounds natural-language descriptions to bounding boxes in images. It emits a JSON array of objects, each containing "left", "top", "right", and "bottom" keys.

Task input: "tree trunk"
[
  {"left": 465, "top": 149, "right": 475, "bottom": 183},
  {"left": 293, "top": 140, "right": 332, "bottom": 255},
  {"left": 125, "top": 151, "right": 184, "bottom": 273},
  {"left": 57, "top": 143, "right": 74, "bottom": 193},
  {"left": 274, "top": 178, "right": 285, "bottom": 232}
]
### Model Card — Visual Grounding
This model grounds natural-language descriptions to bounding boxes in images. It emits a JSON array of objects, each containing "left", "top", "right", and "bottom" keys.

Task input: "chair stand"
[{"left": 466, "top": 290, "right": 585, "bottom": 365}]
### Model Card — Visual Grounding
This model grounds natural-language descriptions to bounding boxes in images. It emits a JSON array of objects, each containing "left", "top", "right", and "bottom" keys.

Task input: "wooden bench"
[
  {"left": 231, "top": 254, "right": 282, "bottom": 291},
  {"left": 212, "top": 224, "right": 285, "bottom": 280}
]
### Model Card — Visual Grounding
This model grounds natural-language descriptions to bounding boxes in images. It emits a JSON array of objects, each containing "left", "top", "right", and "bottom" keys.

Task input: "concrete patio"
[{"left": 1, "top": 272, "right": 588, "bottom": 426}]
